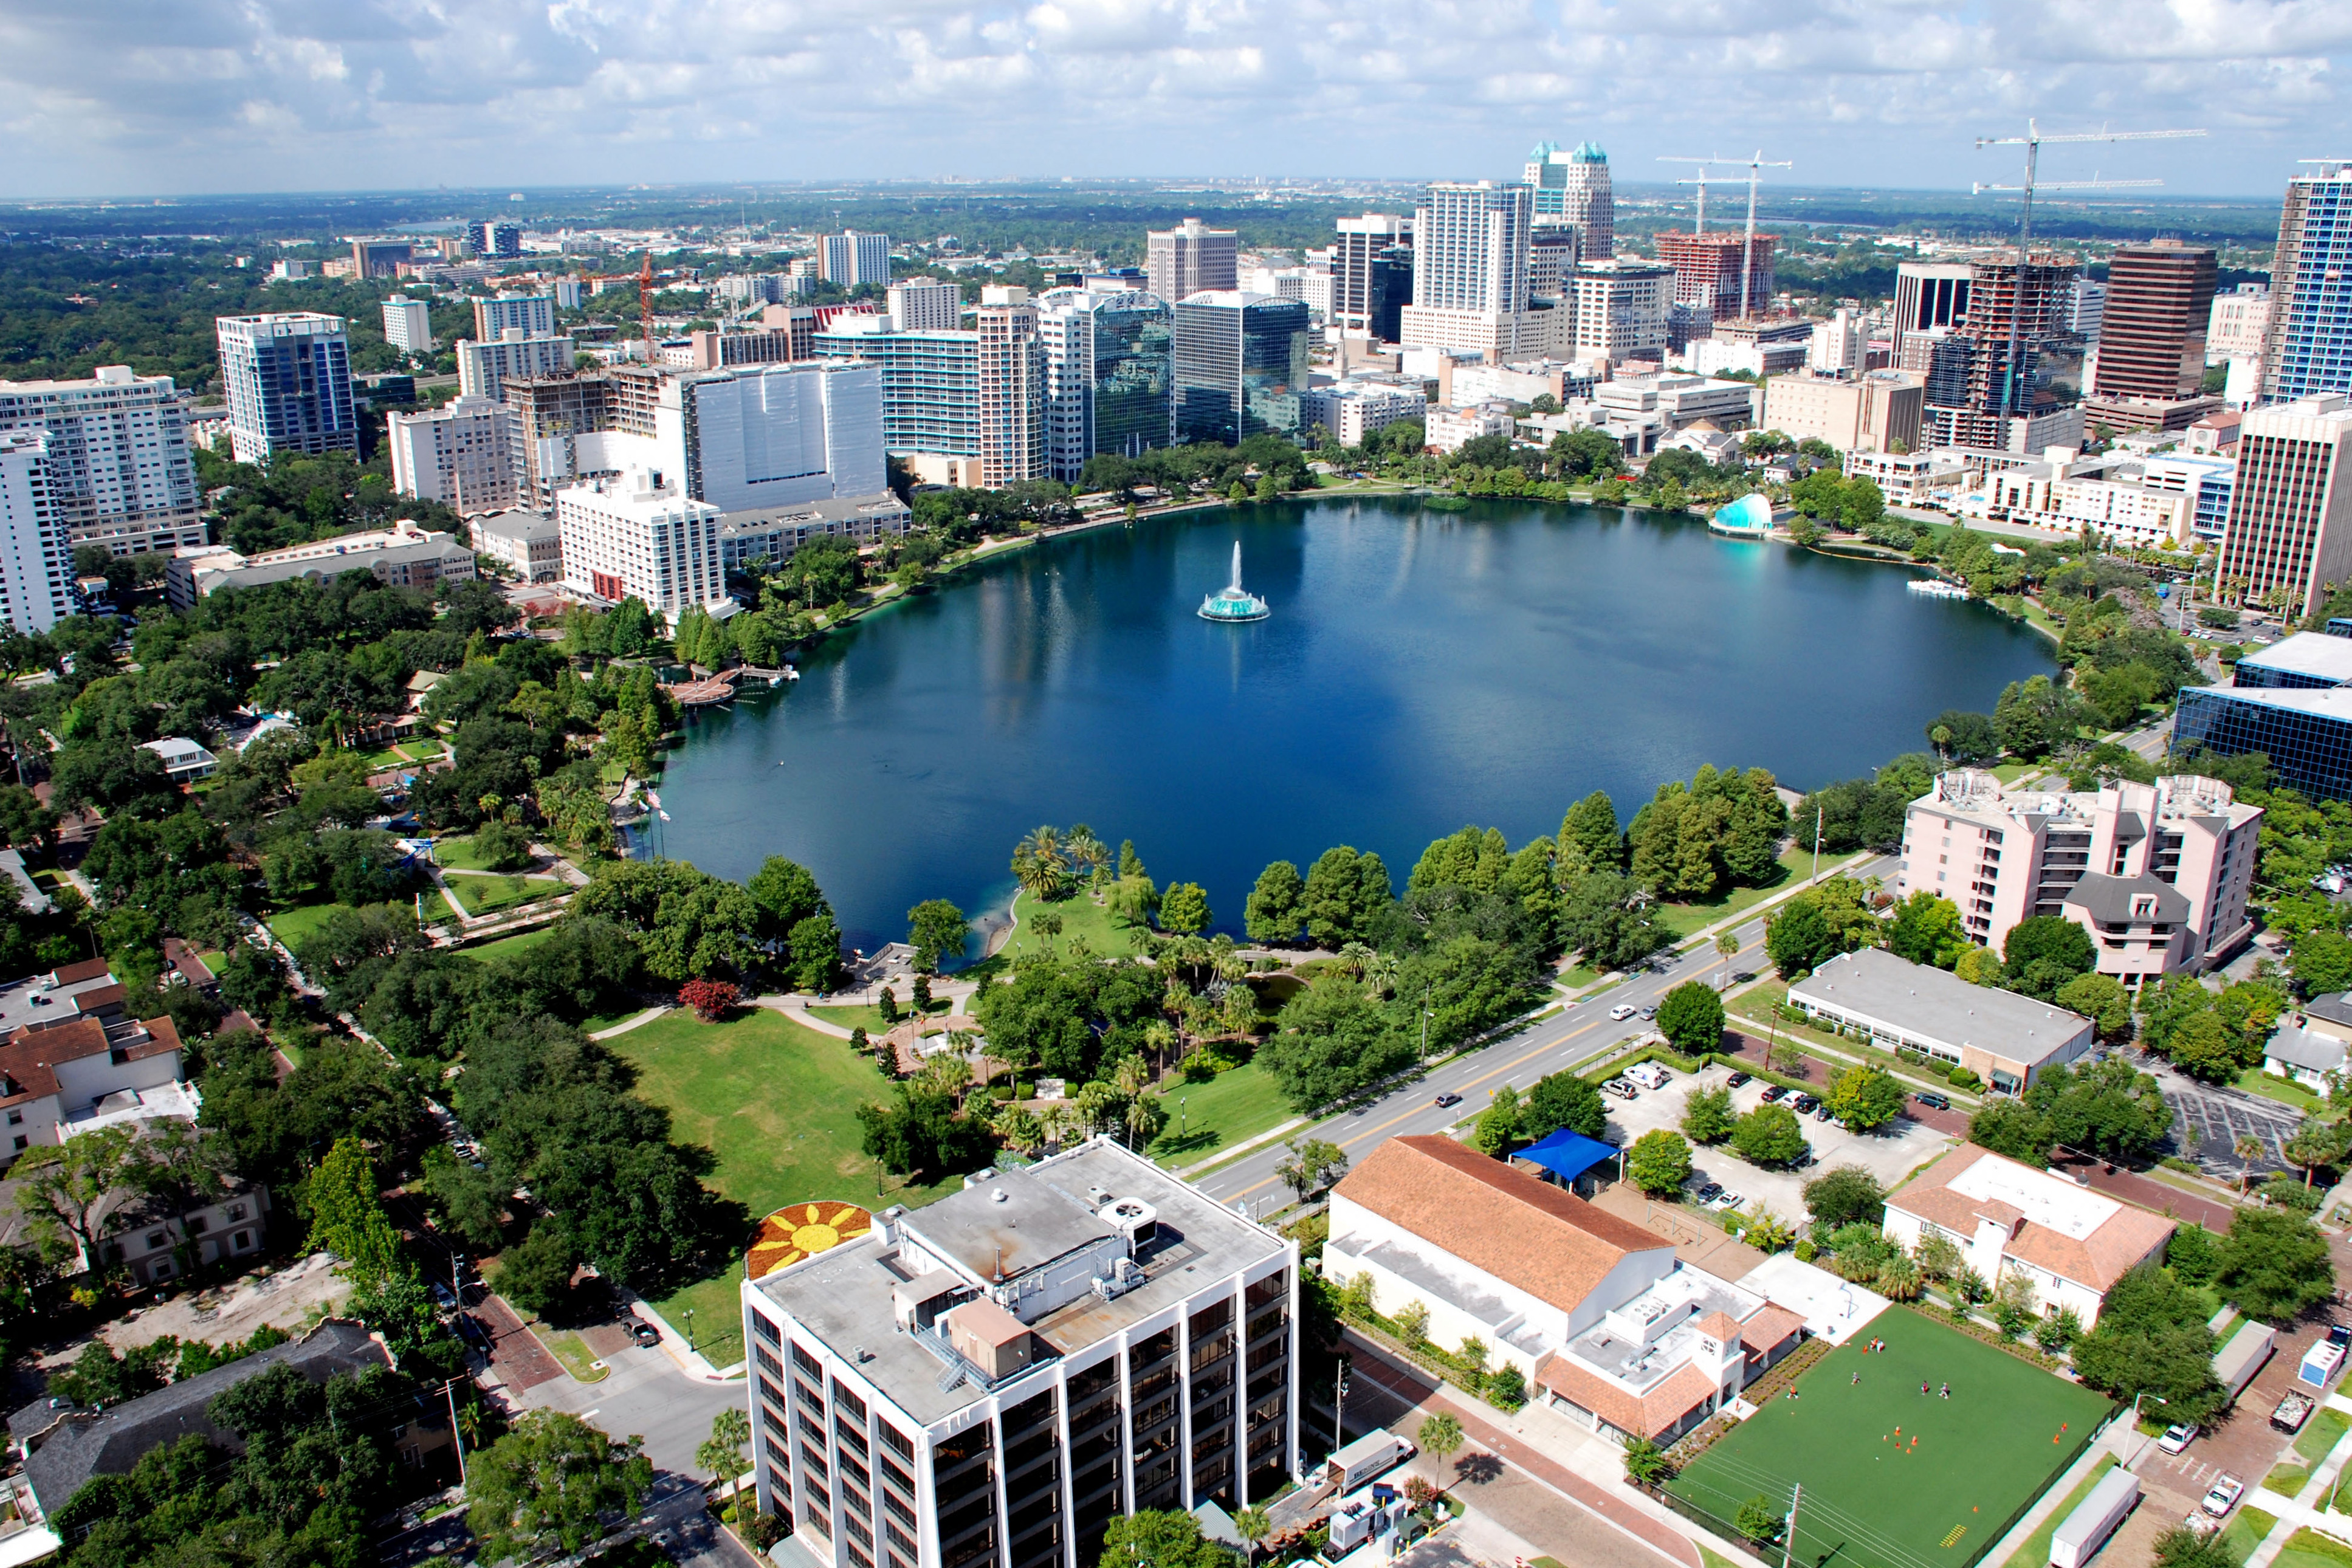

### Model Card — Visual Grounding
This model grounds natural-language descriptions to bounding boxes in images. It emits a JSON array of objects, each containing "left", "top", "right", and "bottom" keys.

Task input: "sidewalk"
[{"left": 2247, "top": 1405, "right": 2352, "bottom": 1568}]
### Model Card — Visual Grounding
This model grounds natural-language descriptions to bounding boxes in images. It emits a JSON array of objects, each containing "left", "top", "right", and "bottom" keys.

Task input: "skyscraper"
[
  {"left": 467, "top": 221, "right": 522, "bottom": 260},
  {"left": 1146, "top": 219, "right": 1239, "bottom": 304},
  {"left": 2263, "top": 164, "right": 2352, "bottom": 404},
  {"left": 1399, "top": 182, "right": 1534, "bottom": 357},
  {"left": 2092, "top": 239, "right": 2217, "bottom": 401},
  {"left": 1173, "top": 294, "right": 1310, "bottom": 445},
  {"left": 1569, "top": 261, "right": 1674, "bottom": 363},
  {"left": 887, "top": 281, "right": 963, "bottom": 333},
  {"left": 2215, "top": 395, "right": 2352, "bottom": 617},
  {"left": 1039, "top": 289, "right": 1173, "bottom": 482},
  {"left": 975, "top": 296, "right": 1046, "bottom": 488},
  {"left": 473, "top": 294, "right": 557, "bottom": 339},
  {"left": 820, "top": 232, "right": 892, "bottom": 288},
  {"left": 1525, "top": 142, "right": 1613, "bottom": 260},
  {"left": 1893, "top": 263, "right": 1973, "bottom": 345},
  {"left": 1654, "top": 230, "right": 1774, "bottom": 323},
  {"left": 0, "top": 365, "right": 204, "bottom": 555},
  {"left": 1332, "top": 214, "right": 1413, "bottom": 342},
  {"left": 1895, "top": 255, "right": 2079, "bottom": 452},
  {"left": 456, "top": 330, "right": 577, "bottom": 403},
  {"left": 215, "top": 313, "right": 359, "bottom": 466},
  {"left": 0, "top": 430, "right": 73, "bottom": 634},
  {"left": 381, "top": 297, "right": 435, "bottom": 356}
]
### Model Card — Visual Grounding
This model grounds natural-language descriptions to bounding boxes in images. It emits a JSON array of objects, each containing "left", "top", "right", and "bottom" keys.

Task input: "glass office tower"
[{"left": 1172, "top": 294, "right": 1310, "bottom": 446}]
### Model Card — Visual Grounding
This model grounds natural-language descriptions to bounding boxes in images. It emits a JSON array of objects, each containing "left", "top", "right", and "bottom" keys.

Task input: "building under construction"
[
  {"left": 1891, "top": 252, "right": 2081, "bottom": 452},
  {"left": 1654, "top": 230, "right": 1774, "bottom": 323}
]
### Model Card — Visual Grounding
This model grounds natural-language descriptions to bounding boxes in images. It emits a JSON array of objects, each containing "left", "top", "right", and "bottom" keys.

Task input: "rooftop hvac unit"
[{"left": 1098, "top": 1197, "right": 1158, "bottom": 1247}]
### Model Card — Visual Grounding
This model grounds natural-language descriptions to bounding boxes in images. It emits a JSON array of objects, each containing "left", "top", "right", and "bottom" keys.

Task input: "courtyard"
[{"left": 1668, "top": 1308, "right": 2116, "bottom": 1568}]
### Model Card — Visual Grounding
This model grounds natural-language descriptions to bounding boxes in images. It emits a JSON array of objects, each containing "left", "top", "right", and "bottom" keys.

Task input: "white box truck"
[
  {"left": 2050, "top": 1469, "right": 2141, "bottom": 1568},
  {"left": 2215, "top": 1321, "right": 2277, "bottom": 1406},
  {"left": 1324, "top": 1431, "right": 1414, "bottom": 1496}
]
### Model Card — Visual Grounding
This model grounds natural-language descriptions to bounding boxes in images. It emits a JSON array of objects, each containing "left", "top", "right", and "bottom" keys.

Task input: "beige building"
[
  {"left": 386, "top": 396, "right": 516, "bottom": 512},
  {"left": 1568, "top": 261, "right": 1673, "bottom": 365},
  {"left": 1761, "top": 368, "right": 1922, "bottom": 455},
  {"left": 1146, "top": 218, "right": 1238, "bottom": 304},
  {"left": 1894, "top": 769, "right": 2261, "bottom": 982},
  {"left": 2214, "top": 394, "right": 2352, "bottom": 619},
  {"left": 974, "top": 297, "right": 1045, "bottom": 488},
  {"left": 1843, "top": 448, "right": 1967, "bottom": 507}
]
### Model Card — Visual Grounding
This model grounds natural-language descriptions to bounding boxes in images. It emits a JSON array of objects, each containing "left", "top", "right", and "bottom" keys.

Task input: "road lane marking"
[{"left": 1217, "top": 930, "right": 1772, "bottom": 1200}]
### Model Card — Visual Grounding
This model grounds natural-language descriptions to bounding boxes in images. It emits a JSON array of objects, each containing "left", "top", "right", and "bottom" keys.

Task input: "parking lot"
[
  {"left": 2158, "top": 1068, "right": 2304, "bottom": 1183},
  {"left": 1594, "top": 1061, "right": 1958, "bottom": 1223}
]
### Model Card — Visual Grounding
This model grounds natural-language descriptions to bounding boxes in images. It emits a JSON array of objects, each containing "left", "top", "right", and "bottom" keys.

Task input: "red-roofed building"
[
  {"left": 0, "top": 963, "right": 195, "bottom": 1165},
  {"left": 1327, "top": 1136, "right": 1806, "bottom": 1444}
]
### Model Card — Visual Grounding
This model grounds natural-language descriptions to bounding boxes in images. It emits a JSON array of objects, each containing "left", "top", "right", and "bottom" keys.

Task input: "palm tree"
[
  {"left": 1715, "top": 932, "right": 1740, "bottom": 988},
  {"left": 1067, "top": 824, "right": 1109, "bottom": 883},
  {"left": 1233, "top": 1507, "right": 1271, "bottom": 1564},
  {"left": 2235, "top": 1133, "right": 2263, "bottom": 1194},
  {"left": 1010, "top": 826, "right": 1068, "bottom": 900},
  {"left": 1361, "top": 951, "right": 1399, "bottom": 998},
  {"left": 1141, "top": 1019, "right": 1178, "bottom": 1073},
  {"left": 1417, "top": 1412, "right": 1464, "bottom": 1475},
  {"left": 1338, "top": 941, "right": 1375, "bottom": 979}
]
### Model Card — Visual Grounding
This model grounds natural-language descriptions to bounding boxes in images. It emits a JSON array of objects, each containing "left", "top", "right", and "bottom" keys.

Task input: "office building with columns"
[
  {"left": 742, "top": 1139, "right": 1298, "bottom": 1568},
  {"left": 1145, "top": 219, "right": 1239, "bottom": 306},
  {"left": 2214, "top": 394, "right": 2352, "bottom": 619}
]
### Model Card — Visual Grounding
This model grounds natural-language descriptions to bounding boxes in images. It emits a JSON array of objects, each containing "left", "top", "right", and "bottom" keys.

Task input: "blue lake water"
[{"left": 649, "top": 497, "right": 2055, "bottom": 952}]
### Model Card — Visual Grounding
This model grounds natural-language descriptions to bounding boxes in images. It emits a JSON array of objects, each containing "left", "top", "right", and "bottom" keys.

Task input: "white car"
[
  {"left": 2158, "top": 1423, "right": 2197, "bottom": 1455},
  {"left": 2202, "top": 1476, "right": 2244, "bottom": 1518},
  {"left": 1625, "top": 1063, "right": 1670, "bottom": 1089},
  {"left": 1707, "top": 1190, "right": 1742, "bottom": 1212},
  {"left": 1609, "top": 1003, "right": 1638, "bottom": 1021}
]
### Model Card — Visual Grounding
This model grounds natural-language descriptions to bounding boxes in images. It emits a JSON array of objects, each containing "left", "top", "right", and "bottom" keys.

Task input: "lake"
[{"left": 648, "top": 496, "right": 2055, "bottom": 952}]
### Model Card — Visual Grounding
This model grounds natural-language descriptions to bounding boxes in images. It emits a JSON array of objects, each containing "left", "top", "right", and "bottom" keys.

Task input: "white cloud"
[{"left": 0, "top": 0, "right": 2338, "bottom": 195}]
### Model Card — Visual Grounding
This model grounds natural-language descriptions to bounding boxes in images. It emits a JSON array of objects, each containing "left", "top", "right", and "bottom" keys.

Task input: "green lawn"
[
  {"left": 1669, "top": 1309, "right": 2115, "bottom": 1568},
  {"left": 1652, "top": 845, "right": 1869, "bottom": 940},
  {"left": 266, "top": 900, "right": 354, "bottom": 954},
  {"left": 2268, "top": 1406, "right": 2351, "bottom": 1494},
  {"left": 2226, "top": 1508, "right": 2277, "bottom": 1565},
  {"left": 2240, "top": 1067, "right": 2325, "bottom": 1113},
  {"left": 441, "top": 874, "right": 563, "bottom": 918},
  {"left": 462, "top": 927, "right": 558, "bottom": 961},
  {"left": 1149, "top": 1061, "right": 1291, "bottom": 1166},
  {"left": 608, "top": 1006, "right": 963, "bottom": 1369},
  {"left": 2281, "top": 1528, "right": 2352, "bottom": 1568},
  {"left": 1002, "top": 889, "right": 1149, "bottom": 961},
  {"left": 810, "top": 1000, "right": 951, "bottom": 1036},
  {"left": 433, "top": 834, "right": 540, "bottom": 873},
  {"left": 2000, "top": 1455, "right": 2115, "bottom": 1568}
]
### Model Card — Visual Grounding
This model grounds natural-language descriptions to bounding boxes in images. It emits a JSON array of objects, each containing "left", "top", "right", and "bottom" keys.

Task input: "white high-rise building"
[
  {"left": 473, "top": 294, "right": 557, "bottom": 339},
  {"left": 1146, "top": 218, "right": 1240, "bottom": 304},
  {"left": 557, "top": 466, "right": 728, "bottom": 622},
  {"left": 0, "top": 431, "right": 74, "bottom": 634},
  {"left": 457, "top": 330, "right": 578, "bottom": 402},
  {"left": 1400, "top": 182, "right": 1536, "bottom": 357},
  {"left": 387, "top": 397, "right": 517, "bottom": 512},
  {"left": 821, "top": 232, "right": 892, "bottom": 288},
  {"left": 0, "top": 365, "right": 204, "bottom": 555},
  {"left": 381, "top": 298, "right": 435, "bottom": 356},
  {"left": 216, "top": 313, "right": 358, "bottom": 466},
  {"left": 888, "top": 280, "right": 964, "bottom": 332},
  {"left": 1570, "top": 261, "right": 1674, "bottom": 364},
  {"left": 1808, "top": 308, "right": 1866, "bottom": 374},
  {"left": 684, "top": 362, "right": 889, "bottom": 512}
]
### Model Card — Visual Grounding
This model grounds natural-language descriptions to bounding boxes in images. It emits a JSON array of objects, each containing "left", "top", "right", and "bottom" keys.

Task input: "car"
[
  {"left": 1725, "top": 1072, "right": 1750, "bottom": 1087},
  {"left": 2331, "top": 1322, "right": 2351, "bottom": 1350},
  {"left": 1609, "top": 1004, "right": 1638, "bottom": 1022},
  {"left": 428, "top": 1281, "right": 458, "bottom": 1310},
  {"left": 1914, "top": 1091, "right": 1951, "bottom": 1111},
  {"left": 630, "top": 1318, "right": 662, "bottom": 1348},
  {"left": 1608, "top": 1081, "right": 1640, "bottom": 1100},
  {"left": 1433, "top": 1092, "right": 1462, "bottom": 1109},
  {"left": 1707, "top": 1191, "right": 1742, "bottom": 1212},
  {"left": 1637, "top": 1005, "right": 1659, "bottom": 1020},
  {"left": 1759, "top": 1084, "right": 1786, "bottom": 1102},
  {"left": 1812, "top": 1104, "right": 1835, "bottom": 1122},
  {"left": 1696, "top": 1183, "right": 1724, "bottom": 1203},
  {"left": 2158, "top": 1423, "right": 2198, "bottom": 1455},
  {"left": 1792, "top": 1095, "right": 1820, "bottom": 1112},
  {"left": 2202, "top": 1477, "right": 2244, "bottom": 1518}
]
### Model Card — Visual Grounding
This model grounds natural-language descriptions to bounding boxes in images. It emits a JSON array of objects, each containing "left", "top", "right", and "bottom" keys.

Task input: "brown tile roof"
[
  {"left": 1887, "top": 1144, "right": 2176, "bottom": 1293},
  {"left": 43, "top": 960, "right": 111, "bottom": 987},
  {"left": 1695, "top": 1310, "right": 1745, "bottom": 1344},
  {"left": 0, "top": 1014, "right": 183, "bottom": 1109},
  {"left": 1739, "top": 1304, "right": 1806, "bottom": 1359},
  {"left": 1332, "top": 1136, "right": 1672, "bottom": 1314},
  {"left": 1534, "top": 1355, "right": 1721, "bottom": 1439}
]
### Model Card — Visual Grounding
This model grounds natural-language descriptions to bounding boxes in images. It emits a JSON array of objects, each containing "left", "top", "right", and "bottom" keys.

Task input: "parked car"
[
  {"left": 2158, "top": 1423, "right": 2198, "bottom": 1455},
  {"left": 1625, "top": 1063, "right": 1670, "bottom": 1089},
  {"left": 1609, "top": 1003, "right": 1638, "bottom": 1021},
  {"left": 1792, "top": 1095, "right": 1820, "bottom": 1113},
  {"left": 1760, "top": 1085, "right": 1787, "bottom": 1103},
  {"left": 630, "top": 1318, "right": 662, "bottom": 1348},
  {"left": 1433, "top": 1092, "right": 1462, "bottom": 1109},
  {"left": 2331, "top": 1322, "right": 2350, "bottom": 1350},
  {"left": 1707, "top": 1190, "right": 1743, "bottom": 1212},
  {"left": 428, "top": 1281, "right": 458, "bottom": 1310},
  {"left": 2202, "top": 1477, "right": 2244, "bottom": 1519},
  {"left": 1696, "top": 1183, "right": 1724, "bottom": 1203},
  {"left": 1725, "top": 1072, "right": 1750, "bottom": 1087},
  {"left": 1813, "top": 1104, "right": 1835, "bottom": 1122},
  {"left": 1914, "top": 1092, "right": 1951, "bottom": 1111}
]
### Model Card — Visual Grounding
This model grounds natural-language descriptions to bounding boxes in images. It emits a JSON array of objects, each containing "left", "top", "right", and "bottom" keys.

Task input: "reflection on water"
[{"left": 656, "top": 497, "right": 2055, "bottom": 951}]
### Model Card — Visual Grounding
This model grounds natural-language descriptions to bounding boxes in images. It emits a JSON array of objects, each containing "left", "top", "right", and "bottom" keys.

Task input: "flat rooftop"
[
  {"left": 2237, "top": 631, "right": 2352, "bottom": 686},
  {"left": 2189, "top": 683, "right": 2352, "bottom": 721},
  {"left": 753, "top": 1141, "right": 1287, "bottom": 1427},
  {"left": 1790, "top": 948, "right": 2091, "bottom": 1067},
  {"left": 0, "top": 963, "right": 116, "bottom": 1039},
  {"left": 1943, "top": 1148, "right": 2120, "bottom": 1239},
  {"left": 1564, "top": 1264, "right": 1759, "bottom": 1393}
]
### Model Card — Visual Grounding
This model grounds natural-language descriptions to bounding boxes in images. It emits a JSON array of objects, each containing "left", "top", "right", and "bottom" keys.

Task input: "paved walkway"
[
  {"left": 2246, "top": 1398, "right": 2352, "bottom": 1568},
  {"left": 588, "top": 1005, "right": 672, "bottom": 1040},
  {"left": 1340, "top": 1328, "right": 1705, "bottom": 1568},
  {"left": 472, "top": 1290, "right": 566, "bottom": 1394}
]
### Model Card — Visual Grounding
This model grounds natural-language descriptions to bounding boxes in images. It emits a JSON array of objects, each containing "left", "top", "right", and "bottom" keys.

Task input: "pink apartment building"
[{"left": 1894, "top": 770, "right": 2261, "bottom": 984}]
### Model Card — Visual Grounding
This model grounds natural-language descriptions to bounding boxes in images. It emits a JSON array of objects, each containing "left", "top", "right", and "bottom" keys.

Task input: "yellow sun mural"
[{"left": 747, "top": 1202, "right": 874, "bottom": 1281}]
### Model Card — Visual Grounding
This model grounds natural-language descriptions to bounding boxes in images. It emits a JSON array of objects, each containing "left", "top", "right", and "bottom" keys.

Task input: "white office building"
[
  {"left": 822, "top": 232, "right": 892, "bottom": 288},
  {"left": 682, "top": 361, "right": 889, "bottom": 512},
  {"left": 473, "top": 294, "right": 557, "bottom": 340},
  {"left": 1298, "top": 380, "right": 1427, "bottom": 446},
  {"left": 387, "top": 397, "right": 517, "bottom": 512},
  {"left": 2208, "top": 283, "right": 2272, "bottom": 365},
  {"left": 0, "top": 431, "right": 73, "bottom": 634},
  {"left": 470, "top": 507, "right": 563, "bottom": 582},
  {"left": 557, "top": 466, "right": 728, "bottom": 622},
  {"left": 1807, "top": 308, "right": 1866, "bottom": 374},
  {"left": 457, "top": 331, "right": 578, "bottom": 404},
  {"left": 889, "top": 281, "right": 964, "bottom": 333},
  {"left": 0, "top": 366, "right": 204, "bottom": 555},
  {"left": 1570, "top": 262, "right": 1674, "bottom": 363},
  {"left": 215, "top": 313, "right": 358, "bottom": 466},
  {"left": 742, "top": 1140, "right": 1299, "bottom": 1568},
  {"left": 1401, "top": 182, "right": 1535, "bottom": 357},
  {"left": 381, "top": 298, "right": 435, "bottom": 356}
]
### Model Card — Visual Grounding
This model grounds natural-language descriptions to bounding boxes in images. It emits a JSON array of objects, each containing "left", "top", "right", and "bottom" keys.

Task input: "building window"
[{"left": 147, "top": 1231, "right": 169, "bottom": 1250}]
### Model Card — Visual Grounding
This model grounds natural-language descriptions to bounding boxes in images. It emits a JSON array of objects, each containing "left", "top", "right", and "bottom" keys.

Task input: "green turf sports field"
[{"left": 1668, "top": 1309, "right": 2116, "bottom": 1568}]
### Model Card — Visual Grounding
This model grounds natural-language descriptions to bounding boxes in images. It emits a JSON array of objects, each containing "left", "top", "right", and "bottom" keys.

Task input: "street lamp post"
[
  {"left": 686, "top": 1308, "right": 696, "bottom": 1353},
  {"left": 1181, "top": 1097, "right": 1189, "bottom": 1140},
  {"left": 2127, "top": 1392, "right": 2168, "bottom": 1467}
]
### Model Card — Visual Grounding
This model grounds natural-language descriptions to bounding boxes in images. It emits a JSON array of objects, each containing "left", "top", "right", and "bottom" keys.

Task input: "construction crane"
[
  {"left": 1972, "top": 120, "right": 2205, "bottom": 424},
  {"left": 1657, "top": 155, "right": 1725, "bottom": 235},
  {"left": 636, "top": 249, "right": 657, "bottom": 366},
  {"left": 1659, "top": 150, "right": 1789, "bottom": 321}
]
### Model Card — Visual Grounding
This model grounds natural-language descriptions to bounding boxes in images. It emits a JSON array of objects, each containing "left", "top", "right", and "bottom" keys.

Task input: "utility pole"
[
  {"left": 1333, "top": 1359, "right": 1350, "bottom": 1450},
  {"left": 1781, "top": 1483, "right": 1803, "bottom": 1568},
  {"left": 445, "top": 1378, "right": 469, "bottom": 1485},
  {"left": 1972, "top": 122, "right": 2202, "bottom": 426},
  {"left": 1812, "top": 806, "right": 1823, "bottom": 884}
]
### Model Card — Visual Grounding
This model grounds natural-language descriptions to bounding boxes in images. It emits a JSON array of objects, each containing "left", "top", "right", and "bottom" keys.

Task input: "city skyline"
[{"left": 1, "top": 1, "right": 2345, "bottom": 200}]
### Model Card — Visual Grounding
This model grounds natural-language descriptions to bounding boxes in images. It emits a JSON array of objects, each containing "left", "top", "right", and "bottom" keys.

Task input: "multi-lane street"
[{"left": 1191, "top": 855, "right": 1898, "bottom": 1211}]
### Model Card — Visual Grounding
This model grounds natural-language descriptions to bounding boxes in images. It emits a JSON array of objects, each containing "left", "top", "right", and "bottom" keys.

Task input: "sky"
[{"left": 2, "top": 0, "right": 2347, "bottom": 200}]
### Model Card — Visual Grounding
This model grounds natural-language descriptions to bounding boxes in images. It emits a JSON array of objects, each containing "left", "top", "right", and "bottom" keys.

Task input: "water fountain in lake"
[{"left": 1197, "top": 540, "right": 1271, "bottom": 622}]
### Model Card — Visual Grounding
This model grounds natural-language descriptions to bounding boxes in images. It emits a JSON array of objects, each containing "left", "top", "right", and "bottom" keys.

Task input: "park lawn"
[
  {"left": 1149, "top": 1061, "right": 1291, "bottom": 1166},
  {"left": 2240, "top": 1067, "right": 2325, "bottom": 1113},
  {"left": 2282, "top": 1529, "right": 2352, "bottom": 1568},
  {"left": 2226, "top": 1508, "right": 2277, "bottom": 1563},
  {"left": 265, "top": 899, "right": 354, "bottom": 954},
  {"left": 610, "top": 1006, "right": 962, "bottom": 1370},
  {"left": 1999, "top": 1454, "right": 2115, "bottom": 1568},
  {"left": 810, "top": 1000, "right": 951, "bottom": 1036},
  {"left": 442, "top": 873, "right": 563, "bottom": 918},
  {"left": 1669, "top": 1308, "right": 2114, "bottom": 1568},
  {"left": 1002, "top": 889, "right": 1148, "bottom": 962},
  {"left": 433, "top": 834, "right": 541, "bottom": 873},
  {"left": 461, "top": 926, "right": 557, "bottom": 961},
  {"left": 1652, "top": 846, "right": 1868, "bottom": 940},
  {"left": 2268, "top": 1407, "right": 2351, "bottom": 1494}
]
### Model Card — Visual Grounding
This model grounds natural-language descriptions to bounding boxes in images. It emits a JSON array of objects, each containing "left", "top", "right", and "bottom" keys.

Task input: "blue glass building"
[
  {"left": 2267, "top": 165, "right": 2352, "bottom": 402},
  {"left": 2175, "top": 684, "right": 2352, "bottom": 800}
]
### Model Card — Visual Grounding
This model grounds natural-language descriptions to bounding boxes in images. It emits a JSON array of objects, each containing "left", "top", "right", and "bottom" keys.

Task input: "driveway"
[
  {"left": 1595, "top": 1063, "right": 1957, "bottom": 1226},
  {"left": 517, "top": 1330, "right": 748, "bottom": 1480},
  {"left": 2154, "top": 1068, "right": 2303, "bottom": 1185}
]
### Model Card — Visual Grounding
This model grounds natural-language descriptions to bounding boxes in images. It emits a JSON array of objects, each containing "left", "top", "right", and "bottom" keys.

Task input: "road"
[
  {"left": 1192, "top": 856, "right": 1898, "bottom": 1211},
  {"left": 517, "top": 1332, "right": 746, "bottom": 1480}
]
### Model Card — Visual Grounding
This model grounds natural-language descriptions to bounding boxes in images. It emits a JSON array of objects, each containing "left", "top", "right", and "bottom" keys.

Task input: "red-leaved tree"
[{"left": 678, "top": 979, "right": 740, "bottom": 1021}]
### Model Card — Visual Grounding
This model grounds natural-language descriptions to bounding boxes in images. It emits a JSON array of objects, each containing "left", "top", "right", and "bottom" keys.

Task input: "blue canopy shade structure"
[{"left": 1513, "top": 1128, "right": 1618, "bottom": 1183}]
